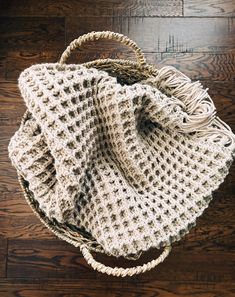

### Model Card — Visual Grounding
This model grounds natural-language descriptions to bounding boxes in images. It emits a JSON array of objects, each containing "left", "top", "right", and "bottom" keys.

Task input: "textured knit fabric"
[{"left": 8, "top": 63, "right": 235, "bottom": 258}]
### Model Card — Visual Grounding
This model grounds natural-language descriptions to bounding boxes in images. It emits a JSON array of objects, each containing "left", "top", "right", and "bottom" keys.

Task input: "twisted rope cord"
[
  {"left": 80, "top": 244, "right": 172, "bottom": 277},
  {"left": 59, "top": 31, "right": 147, "bottom": 66}
]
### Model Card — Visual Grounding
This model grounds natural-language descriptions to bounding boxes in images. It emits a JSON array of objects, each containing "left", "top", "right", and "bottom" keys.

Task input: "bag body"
[{"left": 8, "top": 31, "right": 235, "bottom": 277}]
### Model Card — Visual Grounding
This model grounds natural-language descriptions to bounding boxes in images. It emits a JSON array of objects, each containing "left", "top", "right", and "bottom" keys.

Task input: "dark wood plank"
[
  {"left": 3, "top": 50, "right": 161, "bottom": 80},
  {"left": 4, "top": 51, "right": 60, "bottom": 80},
  {"left": 7, "top": 239, "right": 235, "bottom": 281},
  {"left": 0, "top": 124, "right": 24, "bottom": 193},
  {"left": 66, "top": 17, "right": 235, "bottom": 53},
  {"left": 0, "top": 17, "right": 65, "bottom": 54},
  {"left": 0, "top": 125, "right": 22, "bottom": 163},
  {"left": 158, "top": 53, "right": 235, "bottom": 81},
  {"left": 0, "top": 55, "right": 5, "bottom": 79},
  {"left": 0, "top": 279, "right": 235, "bottom": 297},
  {"left": 185, "top": 0, "right": 235, "bottom": 17},
  {"left": 7, "top": 239, "right": 95, "bottom": 279},
  {"left": 0, "top": 83, "right": 25, "bottom": 127},
  {"left": 0, "top": 161, "right": 20, "bottom": 193},
  {"left": 203, "top": 81, "right": 235, "bottom": 129},
  {"left": 4, "top": 51, "right": 235, "bottom": 81},
  {"left": 0, "top": 191, "right": 55, "bottom": 240},
  {"left": 182, "top": 224, "right": 235, "bottom": 253},
  {"left": 0, "top": 237, "right": 7, "bottom": 277},
  {"left": 0, "top": 0, "right": 183, "bottom": 17},
  {"left": 195, "top": 189, "right": 235, "bottom": 226},
  {"left": 0, "top": 215, "right": 55, "bottom": 240},
  {"left": 0, "top": 192, "right": 34, "bottom": 218}
]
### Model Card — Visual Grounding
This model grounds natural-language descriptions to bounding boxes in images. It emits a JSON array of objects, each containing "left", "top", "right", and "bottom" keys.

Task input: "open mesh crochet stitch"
[{"left": 8, "top": 62, "right": 235, "bottom": 259}]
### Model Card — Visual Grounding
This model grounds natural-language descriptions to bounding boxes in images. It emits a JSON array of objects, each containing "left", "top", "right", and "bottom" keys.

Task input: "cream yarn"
[{"left": 8, "top": 31, "right": 235, "bottom": 277}]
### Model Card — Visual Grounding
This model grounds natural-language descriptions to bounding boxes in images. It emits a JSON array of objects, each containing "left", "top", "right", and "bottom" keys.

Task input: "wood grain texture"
[
  {"left": 0, "top": 17, "right": 65, "bottom": 53},
  {"left": 4, "top": 51, "right": 60, "bottom": 80},
  {"left": 7, "top": 239, "right": 235, "bottom": 281},
  {"left": 0, "top": 0, "right": 183, "bottom": 17},
  {"left": 0, "top": 279, "right": 234, "bottom": 297},
  {"left": 158, "top": 53, "right": 235, "bottom": 81},
  {"left": 66, "top": 17, "right": 235, "bottom": 52},
  {"left": 0, "top": 237, "right": 7, "bottom": 277},
  {"left": 1, "top": 125, "right": 21, "bottom": 164},
  {"left": 0, "top": 55, "right": 5, "bottom": 79},
  {"left": 0, "top": 1, "right": 235, "bottom": 295},
  {"left": 185, "top": 0, "right": 235, "bottom": 17}
]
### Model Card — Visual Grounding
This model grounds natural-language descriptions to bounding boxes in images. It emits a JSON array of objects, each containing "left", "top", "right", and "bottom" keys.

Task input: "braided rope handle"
[
  {"left": 80, "top": 244, "right": 172, "bottom": 277},
  {"left": 59, "top": 31, "right": 147, "bottom": 66}
]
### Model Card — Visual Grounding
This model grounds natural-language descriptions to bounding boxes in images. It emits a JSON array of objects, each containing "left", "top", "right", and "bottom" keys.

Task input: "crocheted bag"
[{"left": 8, "top": 31, "right": 235, "bottom": 277}]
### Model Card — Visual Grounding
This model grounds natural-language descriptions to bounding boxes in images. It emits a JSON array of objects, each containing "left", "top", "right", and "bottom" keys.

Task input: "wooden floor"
[{"left": 0, "top": 1, "right": 235, "bottom": 296}]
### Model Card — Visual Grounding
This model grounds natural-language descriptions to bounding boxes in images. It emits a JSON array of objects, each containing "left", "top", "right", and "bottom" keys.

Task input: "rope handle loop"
[
  {"left": 80, "top": 244, "right": 172, "bottom": 277},
  {"left": 59, "top": 31, "right": 147, "bottom": 66}
]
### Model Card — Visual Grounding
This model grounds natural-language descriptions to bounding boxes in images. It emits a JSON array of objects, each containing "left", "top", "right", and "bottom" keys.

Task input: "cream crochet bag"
[{"left": 8, "top": 31, "right": 235, "bottom": 277}]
